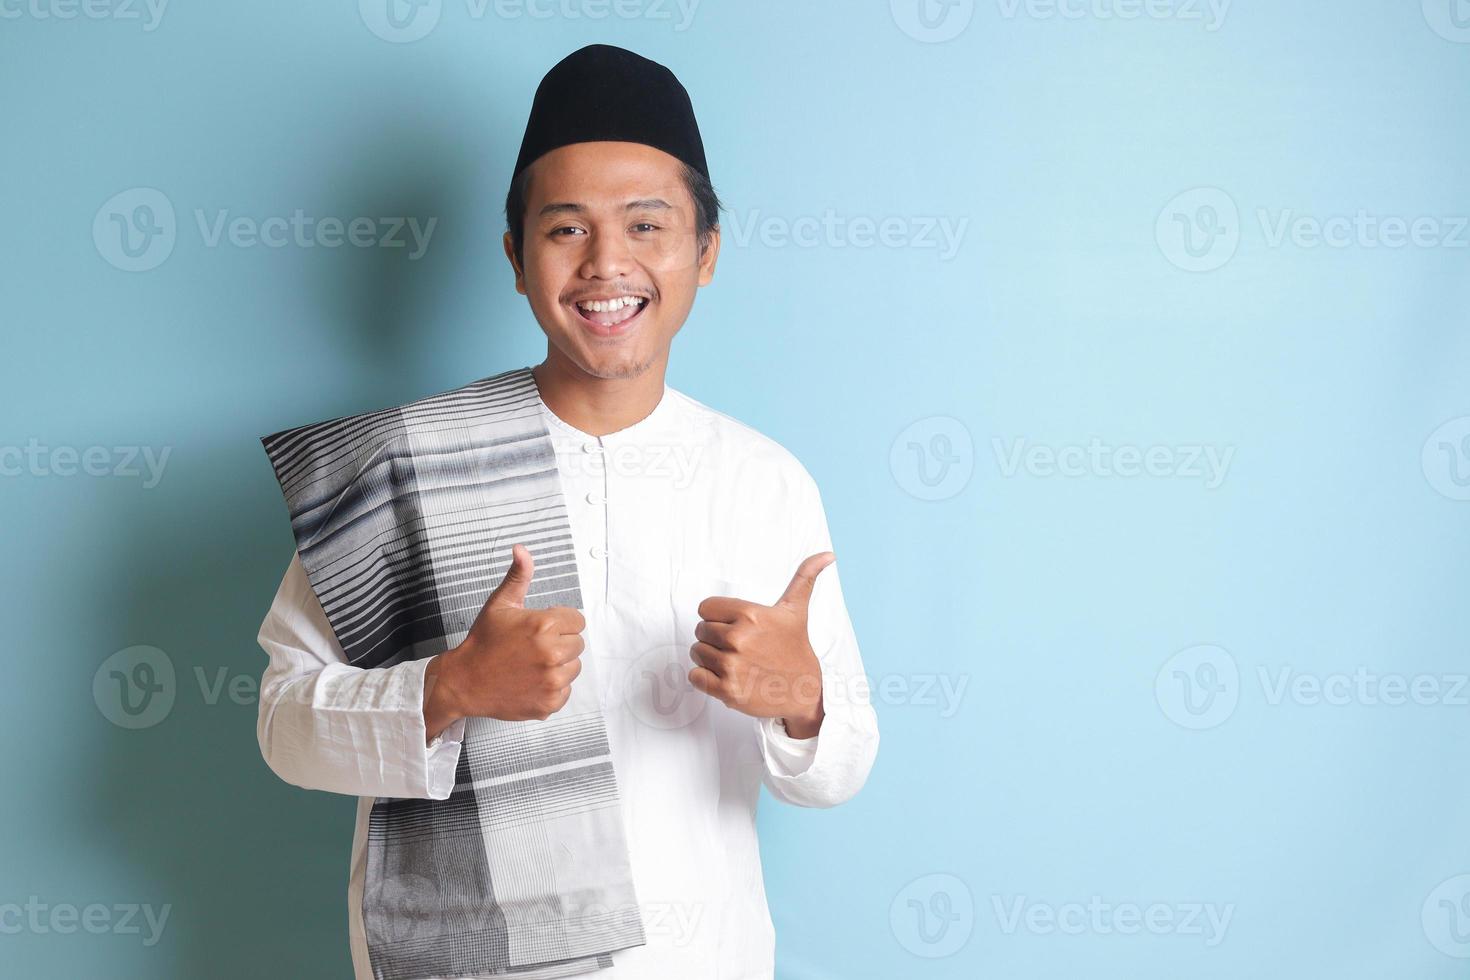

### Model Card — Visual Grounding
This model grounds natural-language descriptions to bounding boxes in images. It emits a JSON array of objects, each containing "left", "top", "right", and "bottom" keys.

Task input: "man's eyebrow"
[{"left": 537, "top": 198, "right": 675, "bottom": 218}]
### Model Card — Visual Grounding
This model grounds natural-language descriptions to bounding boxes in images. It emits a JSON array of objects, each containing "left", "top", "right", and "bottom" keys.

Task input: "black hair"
[{"left": 504, "top": 159, "right": 723, "bottom": 269}]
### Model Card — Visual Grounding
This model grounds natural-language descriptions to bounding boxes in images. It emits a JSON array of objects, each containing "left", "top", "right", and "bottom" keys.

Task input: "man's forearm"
[{"left": 257, "top": 552, "right": 465, "bottom": 800}]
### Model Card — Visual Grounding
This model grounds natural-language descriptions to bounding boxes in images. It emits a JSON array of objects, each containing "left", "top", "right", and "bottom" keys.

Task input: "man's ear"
[
  {"left": 696, "top": 226, "right": 721, "bottom": 287},
  {"left": 502, "top": 232, "right": 527, "bottom": 295}
]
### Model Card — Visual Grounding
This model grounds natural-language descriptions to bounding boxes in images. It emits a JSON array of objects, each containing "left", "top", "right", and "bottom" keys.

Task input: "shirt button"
[
  {"left": 589, "top": 545, "right": 607, "bottom": 560},
  {"left": 582, "top": 442, "right": 603, "bottom": 454},
  {"left": 586, "top": 491, "right": 605, "bottom": 505}
]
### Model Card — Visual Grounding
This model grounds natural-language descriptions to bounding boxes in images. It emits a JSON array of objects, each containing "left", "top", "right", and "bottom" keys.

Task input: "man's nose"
[{"left": 579, "top": 227, "right": 636, "bottom": 280}]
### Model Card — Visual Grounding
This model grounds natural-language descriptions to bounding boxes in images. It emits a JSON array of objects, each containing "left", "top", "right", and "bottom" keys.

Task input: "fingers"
[
  {"left": 694, "top": 619, "right": 739, "bottom": 650},
  {"left": 531, "top": 658, "right": 582, "bottom": 720},
  {"left": 696, "top": 594, "right": 753, "bottom": 624},
  {"left": 541, "top": 631, "right": 585, "bottom": 666},
  {"left": 533, "top": 685, "right": 572, "bottom": 721},
  {"left": 688, "top": 641, "right": 729, "bottom": 677},
  {"left": 549, "top": 657, "right": 582, "bottom": 688},
  {"left": 487, "top": 543, "right": 535, "bottom": 609},
  {"left": 688, "top": 665, "right": 726, "bottom": 702},
  {"left": 775, "top": 551, "right": 836, "bottom": 612}
]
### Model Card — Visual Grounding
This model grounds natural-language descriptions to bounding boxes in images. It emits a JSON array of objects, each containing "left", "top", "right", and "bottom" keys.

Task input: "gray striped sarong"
[{"left": 260, "top": 366, "right": 644, "bottom": 980}]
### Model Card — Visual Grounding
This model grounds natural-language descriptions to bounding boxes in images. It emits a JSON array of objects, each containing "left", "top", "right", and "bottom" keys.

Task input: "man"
[{"left": 255, "top": 44, "right": 878, "bottom": 980}]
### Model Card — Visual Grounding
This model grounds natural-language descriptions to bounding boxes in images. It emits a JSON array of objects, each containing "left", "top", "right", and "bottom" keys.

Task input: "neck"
[{"left": 531, "top": 351, "right": 668, "bottom": 437}]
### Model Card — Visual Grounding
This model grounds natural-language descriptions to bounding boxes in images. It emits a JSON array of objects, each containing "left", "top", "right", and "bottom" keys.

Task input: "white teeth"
[{"left": 577, "top": 296, "right": 644, "bottom": 313}]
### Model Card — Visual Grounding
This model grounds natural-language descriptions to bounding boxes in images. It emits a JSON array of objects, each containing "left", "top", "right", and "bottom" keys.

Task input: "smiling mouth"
[{"left": 572, "top": 295, "right": 649, "bottom": 334}]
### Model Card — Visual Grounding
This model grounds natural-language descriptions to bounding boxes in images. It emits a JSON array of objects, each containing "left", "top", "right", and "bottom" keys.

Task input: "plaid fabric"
[{"left": 261, "top": 367, "right": 645, "bottom": 980}]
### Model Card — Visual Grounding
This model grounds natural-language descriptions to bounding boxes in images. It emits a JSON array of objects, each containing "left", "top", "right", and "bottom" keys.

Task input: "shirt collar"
[{"left": 532, "top": 369, "right": 681, "bottom": 445}]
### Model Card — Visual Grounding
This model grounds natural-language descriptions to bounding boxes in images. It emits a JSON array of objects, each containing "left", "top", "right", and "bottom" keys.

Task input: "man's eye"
[
  {"left": 630, "top": 223, "right": 660, "bottom": 234},
  {"left": 551, "top": 226, "right": 585, "bottom": 237}
]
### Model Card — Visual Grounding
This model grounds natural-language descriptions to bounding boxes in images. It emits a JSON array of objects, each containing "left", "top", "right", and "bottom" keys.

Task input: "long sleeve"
[
  {"left": 255, "top": 551, "right": 465, "bottom": 800},
  {"left": 756, "top": 469, "right": 880, "bottom": 808}
]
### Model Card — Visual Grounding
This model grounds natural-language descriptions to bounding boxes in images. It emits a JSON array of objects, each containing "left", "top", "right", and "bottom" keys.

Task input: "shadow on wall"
[{"left": 84, "top": 100, "right": 528, "bottom": 979}]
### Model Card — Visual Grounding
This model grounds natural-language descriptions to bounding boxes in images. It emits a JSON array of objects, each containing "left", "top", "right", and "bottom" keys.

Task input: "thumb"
[
  {"left": 775, "top": 551, "right": 836, "bottom": 612},
  {"left": 487, "top": 543, "right": 534, "bottom": 609}
]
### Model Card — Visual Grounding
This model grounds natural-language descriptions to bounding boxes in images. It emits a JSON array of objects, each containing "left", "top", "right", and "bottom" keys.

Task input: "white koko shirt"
[{"left": 255, "top": 379, "right": 880, "bottom": 980}]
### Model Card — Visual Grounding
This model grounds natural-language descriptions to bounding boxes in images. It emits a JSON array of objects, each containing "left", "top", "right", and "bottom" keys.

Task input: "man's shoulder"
[
  {"left": 666, "top": 387, "right": 818, "bottom": 489},
  {"left": 262, "top": 366, "right": 534, "bottom": 452}
]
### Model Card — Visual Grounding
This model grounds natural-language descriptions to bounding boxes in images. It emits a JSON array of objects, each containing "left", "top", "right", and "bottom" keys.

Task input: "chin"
[{"left": 572, "top": 348, "right": 658, "bottom": 381}]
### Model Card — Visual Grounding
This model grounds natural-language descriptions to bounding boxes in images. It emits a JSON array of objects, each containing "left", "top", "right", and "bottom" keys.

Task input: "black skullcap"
[{"left": 512, "top": 44, "right": 709, "bottom": 182}]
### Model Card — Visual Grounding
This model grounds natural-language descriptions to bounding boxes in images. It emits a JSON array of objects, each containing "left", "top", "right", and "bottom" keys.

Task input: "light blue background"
[{"left": 3, "top": 1, "right": 1469, "bottom": 977}]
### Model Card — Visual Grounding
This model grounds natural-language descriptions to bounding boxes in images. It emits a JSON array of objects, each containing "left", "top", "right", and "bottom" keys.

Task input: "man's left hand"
[{"left": 688, "top": 552, "right": 834, "bottom": 739}]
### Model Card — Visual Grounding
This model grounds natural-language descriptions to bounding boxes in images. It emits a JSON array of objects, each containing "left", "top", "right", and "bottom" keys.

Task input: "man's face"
[{"left": 505, "top": 141, "right": 719, "bottom": 381}]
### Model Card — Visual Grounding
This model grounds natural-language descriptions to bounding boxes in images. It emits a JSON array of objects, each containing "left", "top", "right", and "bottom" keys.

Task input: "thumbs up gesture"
[
  {"left": 423, "top": 543, "right": 587, "bottom": 737},
  {"left": 687, "top": 552, "right": 835, "bottom": 739}
]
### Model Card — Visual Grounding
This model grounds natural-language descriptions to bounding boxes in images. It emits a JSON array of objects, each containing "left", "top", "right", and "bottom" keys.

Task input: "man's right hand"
[{"left": 422, "top": 543, "right": 586, "bottom": 740}]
